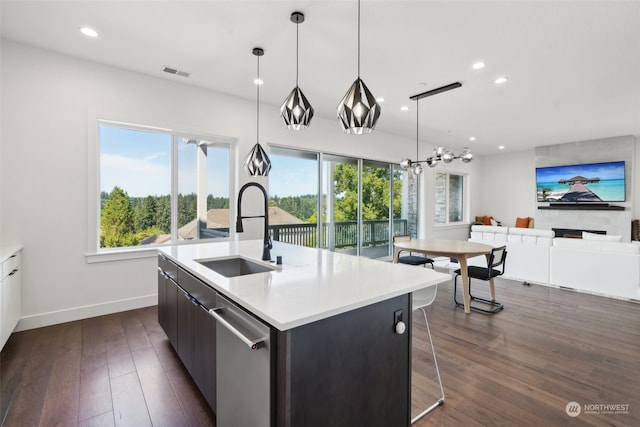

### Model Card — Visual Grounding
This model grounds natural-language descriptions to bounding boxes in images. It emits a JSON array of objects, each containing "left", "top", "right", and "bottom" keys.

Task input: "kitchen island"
[{"left": 158, "top": 240, "right": 450, "bottom": 427}]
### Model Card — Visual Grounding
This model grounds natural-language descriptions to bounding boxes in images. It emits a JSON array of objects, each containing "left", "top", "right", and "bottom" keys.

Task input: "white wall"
[
  {"left": 475, "top": 149, "right": 537, "bottom": 227},
  {"left": 0, "top": 40, "right": 426, "bottom": 330},
  {"left": 476, "top": 139, "right": 640, "bottom": 231},
  {"left": 417, "top": 157, "right": 481, "bottom": 240}
]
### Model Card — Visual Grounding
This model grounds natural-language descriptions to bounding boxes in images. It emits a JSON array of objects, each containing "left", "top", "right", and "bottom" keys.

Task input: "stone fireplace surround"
[{"left": 534, "top": 136, "right": 635, "bottom": 242}]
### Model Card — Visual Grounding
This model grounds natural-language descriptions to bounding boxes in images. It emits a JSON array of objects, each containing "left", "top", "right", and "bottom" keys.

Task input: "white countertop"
[{"left": 159, "top": 240, "right": 450, "bottom": 331}]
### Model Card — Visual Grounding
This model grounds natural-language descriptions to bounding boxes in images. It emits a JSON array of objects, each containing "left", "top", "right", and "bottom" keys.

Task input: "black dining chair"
[
  {"left": 393, "top": 235, "right": 434, "bottom": 268},
  {"left": 453, "top": 245, "right": 507, "bottom": 314}
]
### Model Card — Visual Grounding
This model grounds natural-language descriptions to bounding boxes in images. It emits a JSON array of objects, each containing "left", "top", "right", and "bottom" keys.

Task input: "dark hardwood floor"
[{"left": 1, "top": 275, "right": 638, "bottom": 426}]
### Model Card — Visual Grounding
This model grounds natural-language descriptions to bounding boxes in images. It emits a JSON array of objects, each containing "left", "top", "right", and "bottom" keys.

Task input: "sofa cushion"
[
  {"left": 508, "top": 228, "right": 554, "bottom": 238},
  {"left": 582, "top": 231, "right": 622, "bottom": 242},
  {"left": 553, "top": 237, "right": 640, "bottom": 254},
  {"left": 515, "top": 217, "right": 530, "bottom": 228}
]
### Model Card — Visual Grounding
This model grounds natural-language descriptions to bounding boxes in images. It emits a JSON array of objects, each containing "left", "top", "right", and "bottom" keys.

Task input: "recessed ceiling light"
[
  {"left": 400, "top": 106, "right": 409, "bottom": 111},
  {"left": 469, "top": 136, "right": 476, "bottom": 141},
  {"left": 376, "top": 97, "right": 385, "bottom": 103},
  {"left": 472, "top": 61, "right": 485, "bottom": 70},
  {"left": 80, "top": 26, "right": 98, "bottom": 38},
  {"left": 254, "top": 78, "right": 264, "bottom": 85},
  {"left": 498, "top": 145, "right": 505, "bottom": 150},
  {"left": 494, "top": 76, "right": 508, "bottom": 84}
]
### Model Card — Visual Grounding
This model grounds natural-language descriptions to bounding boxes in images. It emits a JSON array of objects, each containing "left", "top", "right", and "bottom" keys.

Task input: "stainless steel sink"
[{"left": 196, "top": 257, "right": 274, "bottom": 278}]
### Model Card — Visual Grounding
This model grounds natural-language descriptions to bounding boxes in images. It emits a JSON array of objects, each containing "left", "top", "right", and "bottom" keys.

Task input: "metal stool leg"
[{"left": 411, "top": 307, "right": 445, "bottom": 424}]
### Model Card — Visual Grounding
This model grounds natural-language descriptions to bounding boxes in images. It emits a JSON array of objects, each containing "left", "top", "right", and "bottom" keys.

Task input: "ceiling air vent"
[{"left": 162, "top": 66, "right": 190, "bottom": 78}]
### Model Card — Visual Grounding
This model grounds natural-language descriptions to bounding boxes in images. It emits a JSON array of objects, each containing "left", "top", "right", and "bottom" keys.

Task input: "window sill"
[{"left": 85, "top": 247, "right": 160, "bottom": 264}]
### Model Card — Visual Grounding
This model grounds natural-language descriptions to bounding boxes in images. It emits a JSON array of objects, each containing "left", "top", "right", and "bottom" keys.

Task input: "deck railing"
[
  {"left": 269, "top": 219, "right": 408, "bottom": 249},
  {"left": 200, "top": 219, "right": 408, "bottom": 250}
]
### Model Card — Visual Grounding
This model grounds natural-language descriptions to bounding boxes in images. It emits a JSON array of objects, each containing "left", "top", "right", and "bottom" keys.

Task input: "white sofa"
[
  {"left": 550, "top": 238, "right": 640, "bottom": 300},
  {"left": 467, "top": 225, "right": 640, "bottom": 301},
  {"left": 468, "top": 225, "right": 553, "bottom": 284}
]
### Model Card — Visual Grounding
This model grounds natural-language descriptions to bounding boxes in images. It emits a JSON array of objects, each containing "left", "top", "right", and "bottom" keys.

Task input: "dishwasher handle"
[{"left": 209, "top": 308, "right": 264, "bottom": 351}]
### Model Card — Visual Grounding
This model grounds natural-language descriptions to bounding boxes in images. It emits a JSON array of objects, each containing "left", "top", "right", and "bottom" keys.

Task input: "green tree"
[
  {"left": 134, "top": 195, "right": 157, "bottom": 231},
  {"left": 100, "top": 186, "right": 137, "bottom": 248},
  {"left": 155, "top": 195, "right": 171, "bottom": 233},
  {"left": 333, "top": 164, "right": 403, "bottom": 221}
]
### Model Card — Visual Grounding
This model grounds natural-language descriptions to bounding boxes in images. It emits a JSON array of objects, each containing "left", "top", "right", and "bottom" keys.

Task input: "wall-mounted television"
[{"left": 536, "top": 161, "right": 625, "bottom": 203}]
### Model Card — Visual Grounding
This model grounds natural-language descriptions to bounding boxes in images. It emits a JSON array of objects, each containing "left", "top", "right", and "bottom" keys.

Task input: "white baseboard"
[{"left": 14, "top": 294, "right": 158, "bottom": 332}]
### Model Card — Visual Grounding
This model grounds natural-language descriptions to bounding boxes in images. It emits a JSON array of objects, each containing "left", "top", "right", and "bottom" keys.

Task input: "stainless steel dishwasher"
[{"left": 210, "top": 293, "right": 271, "bottom": 427}]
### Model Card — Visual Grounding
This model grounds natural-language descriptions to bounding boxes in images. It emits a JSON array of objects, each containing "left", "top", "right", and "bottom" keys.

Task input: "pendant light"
[
  {"left": 244, "top": 47, "right": 272, "bottom": 176},
  {"left": 280, "top": 12, "right": 314, "bottom": 130},
  {"left": 400, "top": 83, "right": 473, "bottom": 174},
  {"left": 336, "top": 0, "right": 381, "bottom": 134}
]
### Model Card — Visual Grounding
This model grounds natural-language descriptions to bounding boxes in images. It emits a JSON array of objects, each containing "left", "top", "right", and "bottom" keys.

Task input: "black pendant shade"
[
  {"left": 281, "top": 12, "right": 314, "bottom": 130},
  {"left": 336, "top": 0, "right": 381, "bottom": 134},
  {"left": 281, "top": 86, "right": 314, "bottom": 130},
  {"left": 337, "top": 77, "right": 381, "bottom": 134},
  {"left": 244, "top": 142, "right": 272, "bottom": 176},
  {"left": 244, "top": 47, "right": 272, "bottom": 177}
]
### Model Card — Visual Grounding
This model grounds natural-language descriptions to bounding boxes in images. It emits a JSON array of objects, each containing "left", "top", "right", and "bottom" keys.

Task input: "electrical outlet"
[{"left": 393, "top": 309, "right": 403, "bottom": 325}]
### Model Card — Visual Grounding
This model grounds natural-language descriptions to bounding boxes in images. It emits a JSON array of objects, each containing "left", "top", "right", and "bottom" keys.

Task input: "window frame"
[
  {"left": 87, "top": 116, "right": 237, "bottom": 263},
  {"left": 434, "top": 170, "right": 469, "bottom": 227},
  {"left": 268, "top": 144, "right": 412, "bottom": 258}
]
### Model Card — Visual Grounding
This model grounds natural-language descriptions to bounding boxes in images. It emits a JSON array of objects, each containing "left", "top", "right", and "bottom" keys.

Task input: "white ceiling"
[{"left": 2, "top": 0, "right": 639, "bottom": 155}]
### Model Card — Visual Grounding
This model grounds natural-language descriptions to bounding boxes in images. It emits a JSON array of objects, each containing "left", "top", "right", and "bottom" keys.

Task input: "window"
[
  {"left": 434, "top": 172, "right": 466, "bottom": 224},
  {"left": 96, "top": 121, "right": 234, "bottom": 251},
  {"left": 268, "top": 146, "right": 412, "bottom": 258},
  {"left": 268, "top": 147, "right": 319, "bottom": 247}
]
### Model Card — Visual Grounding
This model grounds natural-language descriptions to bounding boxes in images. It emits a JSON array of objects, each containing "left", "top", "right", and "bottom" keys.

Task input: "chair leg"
[
  {"left": 454, "top": 274, "right": 504, "bottom": 314},
  {"left": 453, "top": 273, "right": 464, "bottom": 308},
  {"left": 411, "top": 307, "right": 445, "bottom": 424}
]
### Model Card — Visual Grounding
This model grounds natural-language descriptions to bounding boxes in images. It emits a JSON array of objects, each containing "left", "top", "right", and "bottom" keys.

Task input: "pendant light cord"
[
  {"left": 357, "top": 0, "right": 361, "bottom": 78},
  {"left": 257, "top": 54, "right": 260, "bottom": 143},
  {"left": 416, "top": 100, "right": 419, "bottom": 159},
  {"left": 296, "top": 20, "right": 299, "bottom": 87}
]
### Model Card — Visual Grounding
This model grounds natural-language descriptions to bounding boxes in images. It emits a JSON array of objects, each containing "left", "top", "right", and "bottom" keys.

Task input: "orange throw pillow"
[
  {"left": 482, "top": 216, "right": 493, "bottom": 225},
  {"left": 515, "top": 217, "right": 530, "bottom": 228}
]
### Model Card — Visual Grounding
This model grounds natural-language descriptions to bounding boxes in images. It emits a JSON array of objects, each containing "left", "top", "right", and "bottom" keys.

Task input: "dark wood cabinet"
[
  {"left": 159, "top": 255, "right": 412, "bottom": 426},
  {"left": 276, "top": 294, "right": 411, "bottom": 427},
  {"left": 157, "top": 256, "right": 217, "bottom": 411},
  {"left": 158, "top": 257, "right": 178, "bottom": 349},
  {"left": 176, "top": 286, "right": 195, "bottom": 374}
]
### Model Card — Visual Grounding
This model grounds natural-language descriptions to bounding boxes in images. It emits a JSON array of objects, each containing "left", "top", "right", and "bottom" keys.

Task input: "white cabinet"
[{"left": 1, "top": 249, "right": 21, "bottom": 350}]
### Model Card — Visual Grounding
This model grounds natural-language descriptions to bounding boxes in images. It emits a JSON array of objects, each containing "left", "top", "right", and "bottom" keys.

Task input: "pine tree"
[{"left": 100, "top": 186, "right": 137, "bottom": 247}]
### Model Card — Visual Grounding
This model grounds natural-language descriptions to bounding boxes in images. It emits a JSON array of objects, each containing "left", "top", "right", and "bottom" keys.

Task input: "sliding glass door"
[
  {"left": 360, "top": 160, "right": 391, "bottom": 258},
  {"left": 268, "top": 146, "right": 415, "bottom": 258},
  {"left": 321, "top": 154, "right": 359, "bottom": 254}
]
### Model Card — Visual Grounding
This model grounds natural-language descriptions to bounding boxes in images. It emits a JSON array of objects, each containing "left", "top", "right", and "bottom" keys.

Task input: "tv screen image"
[{"left": 536, "top": 161, "right": 625, "bottom": 202}]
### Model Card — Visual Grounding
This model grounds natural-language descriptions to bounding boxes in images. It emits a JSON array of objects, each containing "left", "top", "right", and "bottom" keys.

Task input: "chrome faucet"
[{"left": 236, "top": 182, "right": 272, "bottom": 261}]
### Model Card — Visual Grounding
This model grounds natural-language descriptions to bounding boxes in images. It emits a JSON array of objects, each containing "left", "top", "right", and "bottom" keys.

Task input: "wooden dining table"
[{"left": 393, "top": 239, "right": 494, "bottom": 314}]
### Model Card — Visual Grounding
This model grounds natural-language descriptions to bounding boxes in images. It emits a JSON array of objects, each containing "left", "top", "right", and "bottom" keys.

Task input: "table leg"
[
  {"left": 485, "top": 253, "right": 496, "bottom": 300},
  {"left": 456, "top": 256, "right": 471, "bottom": 314}
]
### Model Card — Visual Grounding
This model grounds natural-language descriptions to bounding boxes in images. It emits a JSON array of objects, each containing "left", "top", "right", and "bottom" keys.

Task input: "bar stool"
[{"left": 411, "top": 286, "right": 445, "bottom": 424}]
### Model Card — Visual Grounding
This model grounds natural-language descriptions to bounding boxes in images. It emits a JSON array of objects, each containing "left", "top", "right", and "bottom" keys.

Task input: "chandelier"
[{"left": 400, "top": 82, "right": 472, "bottom": 175}]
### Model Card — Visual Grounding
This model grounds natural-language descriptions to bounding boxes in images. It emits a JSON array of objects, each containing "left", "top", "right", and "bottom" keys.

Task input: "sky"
[{"left": 100, "top": 125, "right": 230, "bottom": 198}]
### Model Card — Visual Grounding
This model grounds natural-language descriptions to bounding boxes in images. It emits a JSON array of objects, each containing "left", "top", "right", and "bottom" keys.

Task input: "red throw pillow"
[
  {"left": 482, "top": 216, "right": 493, "bottom": 225},
  {"left": 515, "top": 217, "right": 530, "bottom": 228}
]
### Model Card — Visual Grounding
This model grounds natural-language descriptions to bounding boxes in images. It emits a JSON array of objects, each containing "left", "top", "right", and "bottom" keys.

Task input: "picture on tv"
[{"left": 536, "top": 161, "right": 625, "bottom": 202}]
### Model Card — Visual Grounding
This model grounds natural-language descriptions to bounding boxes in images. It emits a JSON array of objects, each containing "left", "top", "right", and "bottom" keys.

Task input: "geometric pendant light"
[
  {"left": 280, "top": 11, "right": 314, "bottom": 130},
  {"left": 244, "top": 47, "right": 272, "bottom": 176},
  {"left": 337, "top": 0, "right": 381, "bottom": 134}
]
